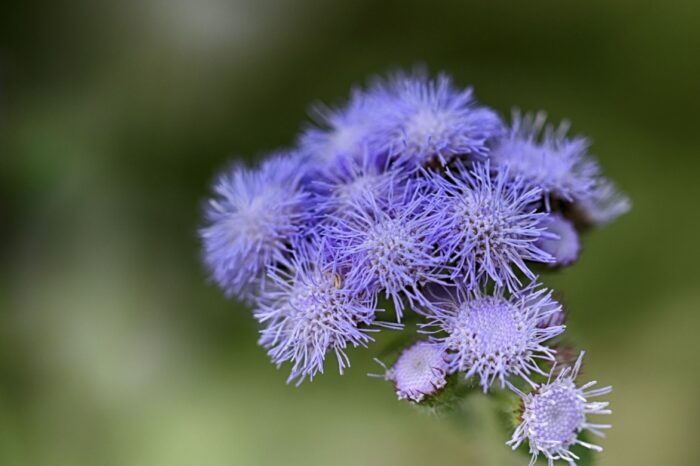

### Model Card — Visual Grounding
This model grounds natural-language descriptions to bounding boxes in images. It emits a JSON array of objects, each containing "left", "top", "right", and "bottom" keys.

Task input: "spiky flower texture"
[
  {"left": 430, "top": 162, "right": 554, "bottom": 291},
  {"left": 508, "top": 352, "right": 612, "bottom": 466},
  {"left": 422, "top": 285, "right": 565, "bottom": 391},
  {"left": 255, "top": 241, "right": 378, "bottom": 385},
  {"left": 199, "top": 70, "right": 628, "bottom": 465},
  {"left": 200, "top": 153, "right": 309, "bottom": 299},
  {"left": 371, "top": 72, "right": 502, "bottom": 167},
  {"left": 325, "top": 182, "right": 448, "bottom": 320}
]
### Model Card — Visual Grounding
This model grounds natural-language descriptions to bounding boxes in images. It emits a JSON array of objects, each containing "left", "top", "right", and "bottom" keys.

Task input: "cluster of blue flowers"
[{"left": 200, "top": 71, "right": 628, "bottom": 465}]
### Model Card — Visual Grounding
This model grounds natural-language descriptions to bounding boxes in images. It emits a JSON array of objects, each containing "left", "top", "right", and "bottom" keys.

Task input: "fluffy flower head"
[
  {"left": 255, "top": 240, "right": 378, "bottom": 384},
  {"left": 200, "top": 153, "right": 308, "bottom": 299},
  {"left": 325, "top": 182, "right": 448, "bottom": 320},
  {"left": 490, "top": 111, "right": 600, "bottom": 209},
  {"left": 508, "top": 352, "right": 612, "bottom": 466},
  {"left": 299, "top": 88, "right": 387, "bottom": 172},
  {"left": 372, "top": 72, "right": 502, "bottom": 167},
  {"left": 574, "top": 178, "right": 631, "bottom": 226},
  {"left": 308, "top": 148, "right": 403, "bottom": 220},
  {"left": 430, "top": 161, "right": 553, "bottom": 291},
  {"left": 384, "top": 341, "right": 448, "bottom": 402},
  {"left": 422, "top": 284, "right": 565, "bottom": 392}
]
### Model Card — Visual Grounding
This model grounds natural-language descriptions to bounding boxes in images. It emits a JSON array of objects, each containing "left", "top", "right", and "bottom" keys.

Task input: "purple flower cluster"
[{"left": 201, "top": 70, "right": 627, "bottom": 462}]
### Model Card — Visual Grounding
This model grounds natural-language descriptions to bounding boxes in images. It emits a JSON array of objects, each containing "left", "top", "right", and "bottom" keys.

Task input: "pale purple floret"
[
  {"left": 299, "top": 87, "right": 388, "bottom": 172},
  {"left": 490, "top": 111, "right": 601, "bottom": 210},
  {"left": 200, "top": 152, "right": 309, "bottom": 299},
  {"left": 429, "top": 161, "right": 554, "bottom": 291},
  {"left": 574, "top": 178, "right": 631, "bottom": 226},
  {"left": 508, "top": 352, "right": 612, "bottom": 466},
  {"left": 384, "top": 341, "right": 448, "bottom": 402},
  {"left": 537, "top": 213, "right": 581, "bottom": 267},
  {"left": 324, "top": 182, "right": 450, "bottom": 321},
  {"left": 370, "top": 72, "right": 502, "bottom": 167},
  {"left": 255, "top": 240, "right": 380, "bottom": 385},
  {"left": 308, "top": 148, "right": 404, "bottom": 219},
  {"left": 421, "top": 284, "right": 565, "bottom": 392}
]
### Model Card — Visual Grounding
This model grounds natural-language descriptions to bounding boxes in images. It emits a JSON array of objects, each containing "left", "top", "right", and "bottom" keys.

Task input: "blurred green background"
[{"left": 1, "top": 1, "right": 699, "bottom": 465}]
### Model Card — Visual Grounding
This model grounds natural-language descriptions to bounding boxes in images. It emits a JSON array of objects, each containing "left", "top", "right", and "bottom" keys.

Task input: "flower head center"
[
  {"left": 365, "top": 220, "right": 413, "bottom": 272},
  {"left": 529, "top": 384, "right": 585, "bottom": 447},
  {"left": 404, "top": 109, "right": 451, "bottom": 151},
  {"left": 453, "top": 299, "right": 528, "bottom": 358}
]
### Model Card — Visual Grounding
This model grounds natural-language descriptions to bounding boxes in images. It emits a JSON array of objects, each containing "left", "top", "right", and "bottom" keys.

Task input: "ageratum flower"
[
  {"left": 255, "top": 240, "right": 380, "bottom": 385},
  {"left": 309, "top": 148, "right": 404, "bottom": 219},
  {"left": 429, "top": 161, "right": 553, "bottom": 291},
  {"left": 325, "top": 182, "right": 449, "bottom": 321},
  {"left": 421, "top": 284, "right": 565, "bottom": 392},
  {"left": 536, "top": 213, "right": 581, "bottom": 267},
  {"left": 371, "top": 71, "right": 502, "bottom": 167},
  {"left": 574, "top": 178, "right": 631, "bottom": 226},
  {"left": 200, "top": 152, "right": 309, "bottom": 299},
  {"left": 384, "top": 341, "right": 448, "bottom": 402},
  {"left": 299, "top": 87, "right": 387, "bottom": 172},
  {"left": 508, "top": 352, "right": 612, "bottom": 466},
  {"left": 490, "top": 111, "right": 601, "bottom": 210},
  {"left": 199, "top": 69, "right": 630, "bottom": 395}
]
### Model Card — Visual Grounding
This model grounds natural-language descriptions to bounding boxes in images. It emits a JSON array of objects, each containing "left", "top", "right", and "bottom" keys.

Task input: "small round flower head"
[
  {"left": 508, "top": 352, "right": 612, "bottom": 466},
  {"left": 490, "top": 111, "right": 601, "bottom": 210},
  {"left": 536, "top": 213, "right": 581, "bottom": 267},
  {"left": 429, "top": 161, "right": 553, "bottom": 291},
  {"left": 573, "top": 178, "right": 631, "bottom": 227},
  {"left": 299, "top": 87, "right": 387, "bottom": 172},
  {"left": 422, "top": 284, "right": 565, "bottom": 392},
  {"left": 200, "top": 152, "right": 309, "bottom": 299},
  {"left": 371, "top": 71, "right": 502, "bottom": 167},
  {"left": 255, "top": 239, "right": 378, "bottom": 385},
  {"left": 308, "top": 147, "right": 404, "bottom": 219},
  {"left": 384, "top": 341, "right": 448, "bottom": 402},
  {"left": 325, "top": 182, "right": 449, "bottom": 320}
]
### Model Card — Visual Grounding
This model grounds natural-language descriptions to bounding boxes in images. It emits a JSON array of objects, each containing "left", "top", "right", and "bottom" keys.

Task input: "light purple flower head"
[
  {"left": 299, "top": 87, "right": 388, "bottom": 173},
  {"left": 574, "top": 178, "right": 631, "bottom": 226},
  {"left": 324, "top": 181, "right": 449, "bottom": 321},
  {"left": 490, "top": 111, "right": 601, "bottom": 210},
  {"left": 200, "top": 152, "right": 309, "bottom": 299},
  {"left": 308, "top": 147, "right": 403, "bottom": 220},
  {"left": 429, "top": 161, "right": 554, "bottom": 291},
  {"left": 383, "top": 341, "right": 448, "bottom": 402},
  {"left": 255, "top": 239, "right": 379, "bottom": 385},
  {"left": 421, "top": 283, "right": 565, "bottom": 392},
  {"left": 508, "top": 352, "right": 612, "bottom": 466},
  {"left": 536, "top": 213, "right": 581, "bottom": 267},
  {"left": 370, "top": 71, "right": 502, "bottom": 167}
]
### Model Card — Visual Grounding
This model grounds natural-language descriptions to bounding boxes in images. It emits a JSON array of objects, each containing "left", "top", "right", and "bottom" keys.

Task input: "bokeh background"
[{"left": 2, "top": 1, "right": 699, "bottom": 465}]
